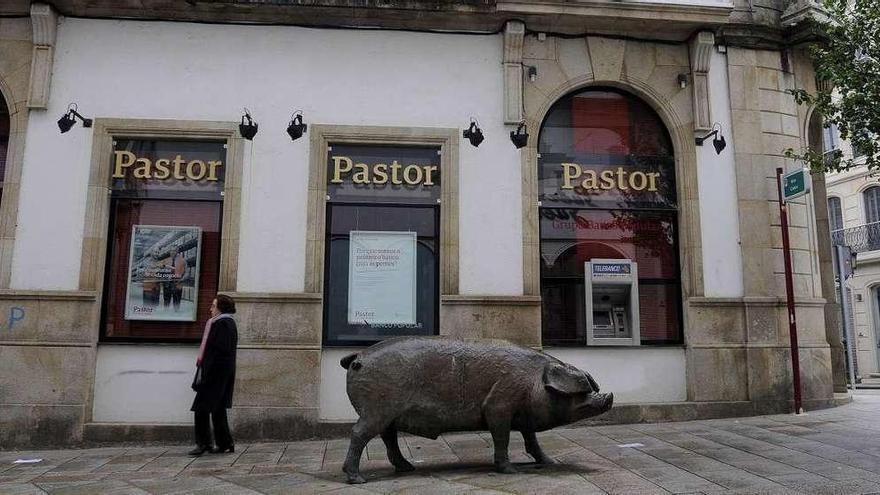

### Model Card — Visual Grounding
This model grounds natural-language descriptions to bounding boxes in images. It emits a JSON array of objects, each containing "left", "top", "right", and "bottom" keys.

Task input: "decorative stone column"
[
  {"left": 26, "top": 3, "right": 57, "bottom": 109},
  {"left": 689, "top": 31, "right": 715, "bottom": 134},
  {"left": 503, "top": 21, "right": 525, "bottom": 125}
]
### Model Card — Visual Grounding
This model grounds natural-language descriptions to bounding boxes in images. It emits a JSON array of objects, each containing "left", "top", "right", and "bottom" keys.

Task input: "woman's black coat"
[{"left": 191, "top": 317, "right": 238, "bottom": 412}]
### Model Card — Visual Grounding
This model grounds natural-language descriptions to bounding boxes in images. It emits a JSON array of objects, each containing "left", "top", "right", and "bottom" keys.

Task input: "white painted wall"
[
  {"left": 544, "top": 348, "right": 687, "bottom": 403},
  {"left": 849, "top": 258, "right": 880, "bottom": 375},
  {"left": 697, "top": 51, "right": 743, "bottom": 297},
  {"left": 13, "top": 18, "right": 522, "bottom": 295},
  {"left": 319, "top": 347, "right": 686, "bottom": 421},
  {"left": 320, "top": 348, "right": 359, "bottom": 421},
  {"left": 93, "top": 345, "right": 198, "bottom": 423},
  {"left": 827, "top": 169, "right": 880, "bottom": 375}
]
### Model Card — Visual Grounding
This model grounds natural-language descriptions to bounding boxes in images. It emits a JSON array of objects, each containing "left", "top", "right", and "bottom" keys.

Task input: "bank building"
[{"left": 0, "top": 0, "right": 850, "bottom": 447}]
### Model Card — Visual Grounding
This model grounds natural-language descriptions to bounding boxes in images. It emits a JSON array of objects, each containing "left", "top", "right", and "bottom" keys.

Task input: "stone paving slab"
[{"left": 4, "top": 391, "right": 880, "bottom": 494}]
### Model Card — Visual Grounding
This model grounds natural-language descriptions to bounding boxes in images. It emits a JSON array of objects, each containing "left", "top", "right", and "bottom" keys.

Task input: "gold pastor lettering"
[
  {"left": 560, "top": 163, "right": 660, "bottom": 192},
  {"left": 330, "top": 155, "right": 437, "bottom": 186},
  {"left": 113, "top": 151, "right": 222, "bottom": 181}
]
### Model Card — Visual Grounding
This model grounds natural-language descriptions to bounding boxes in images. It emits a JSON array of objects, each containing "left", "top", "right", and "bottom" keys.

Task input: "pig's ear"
[{"left": 542, "top": 363, "right": 594, "bottom": 396}]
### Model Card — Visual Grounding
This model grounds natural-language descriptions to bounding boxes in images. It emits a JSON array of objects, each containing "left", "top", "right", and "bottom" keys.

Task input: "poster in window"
[
  {"left": 124, "top": 225, "right": 202, "bottom": 321},
  {"left": 347, "top": 231, "right": 417, "bottom": 325}
]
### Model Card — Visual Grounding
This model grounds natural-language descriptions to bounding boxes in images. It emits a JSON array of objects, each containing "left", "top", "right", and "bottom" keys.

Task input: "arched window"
[
  {"left": 865, "top": 187, "right": 880, "bottom": 224},
  {"left": 537, "top": 88, "right": 680, "bottom": 346},
  {"left": 822, "top": 123, "right": 839, "bottom": 154},
  {"left": 827, "top": 197, "right": 843, "bottom": 232}
]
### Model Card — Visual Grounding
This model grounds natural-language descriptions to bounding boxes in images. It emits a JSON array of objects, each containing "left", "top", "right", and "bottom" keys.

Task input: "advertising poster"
[
  {"left": 347, "top": 231, "right": 417, "bottom": 325},
  {"left": 124, "top": 225, "right": 202, "bottom": 321}
]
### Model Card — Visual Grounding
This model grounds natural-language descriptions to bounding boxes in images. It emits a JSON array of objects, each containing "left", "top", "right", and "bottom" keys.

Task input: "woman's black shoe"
[
  {"left": 188, "top": 445, "right": 211, "bottom": 456},
  {"left": 210, "top": 444, "right": 234, "bottom": 454}
]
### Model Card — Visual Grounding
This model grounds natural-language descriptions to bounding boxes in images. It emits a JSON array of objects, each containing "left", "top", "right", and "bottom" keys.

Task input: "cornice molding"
[
  {"left": 503, "top": 20, "right": 524, "bottom": 64},
  {"left": 689, "top": 31, "right": 714, "bottom": 133},
  {"left": 26, "top": 3, "right": 58, "bottom": 109},
  {"left": 30, "top": 2, "right": 57, "bottom": 46},
  {"left": 781, "top": 0, "right": 830, "bottom": 28},
  {"left": 503, "top": 20, "right": 525, "bottom": 124}
]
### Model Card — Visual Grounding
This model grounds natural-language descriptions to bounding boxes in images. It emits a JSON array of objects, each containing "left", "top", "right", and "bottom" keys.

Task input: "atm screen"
[{"left": 593, "top": 310, "right": 612, "bottom": 328}]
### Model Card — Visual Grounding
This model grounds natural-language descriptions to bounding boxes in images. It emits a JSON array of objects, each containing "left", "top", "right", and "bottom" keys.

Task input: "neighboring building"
[
  {"left": 0, "top": 0, "right": 849, "bottom": 448},
  {"left": 825, "top": 125, "right": 880, "bottom": 379}
]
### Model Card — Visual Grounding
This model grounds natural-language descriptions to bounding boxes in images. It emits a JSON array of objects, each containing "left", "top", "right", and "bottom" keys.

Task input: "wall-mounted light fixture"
[
  {"left": 57, "top": 103, "right": 92, "bottom": 133},
  {"left": 286, "top": 111, "right": 307, "bottom": 141},
  {"left": 239, "top": 108, "right": 258, "bottom": 140},
  {"left": 463, "top": 118, "right": 484, "bottom": 148},
  {"left": 510, "top": 121, "right": 529, "bottom": 149},
  {"left": 695, "top": 122, "right": 727, "bottom": 155},
  {"left": 677, "top": 73, "right": 689, "bottom": 89},
  {"left": 527, "top": 66, "right": 538, "bottom": 82}
]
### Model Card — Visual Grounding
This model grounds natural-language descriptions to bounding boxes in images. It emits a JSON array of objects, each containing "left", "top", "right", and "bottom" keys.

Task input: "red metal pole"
[{"left": 776, "top": 167, "right": 804, "bottom": 414}]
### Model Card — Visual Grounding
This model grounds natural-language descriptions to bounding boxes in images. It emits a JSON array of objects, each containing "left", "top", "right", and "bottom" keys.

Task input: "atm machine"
[{"left": 584, "top": 259, "right": 640, "bottom": 346}]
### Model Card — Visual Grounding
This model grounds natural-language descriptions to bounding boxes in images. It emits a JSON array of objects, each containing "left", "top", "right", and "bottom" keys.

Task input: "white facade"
[
  {"left": 827, "top": 166, "right": 880, "bottom": 376},
  {"left": 14, "top": 18, "right": 521, "bottom": 295},
  {"left": 5, "top": 14, "right": 781, "bottom": 425},
  {"left": 697, "top": 50, "right": 743, "bottom": 298},
  {"left": 14, "top": 17, "right": 745, "bottom": 299},
  {"left": 93, "top": 345, "right": 198, "bottom": 423}
]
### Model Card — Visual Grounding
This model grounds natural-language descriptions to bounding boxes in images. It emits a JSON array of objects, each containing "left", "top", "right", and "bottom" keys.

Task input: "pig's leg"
[
  {"left": 487, "top": 417, "right": 517, "bottom": 474},
  {"left": 343, "top": 417, "right": 385, "bottom": 484},
  {"left": 380, "top": 425, "right": 415, "bottom": 472},
  {"left": 522, "top": 430, "right": 555, "bottom": 465}
]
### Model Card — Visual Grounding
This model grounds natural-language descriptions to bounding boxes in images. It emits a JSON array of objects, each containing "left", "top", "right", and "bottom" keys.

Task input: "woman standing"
[{"left": 189, "top": 294, "right": 238, "bottom": 456}]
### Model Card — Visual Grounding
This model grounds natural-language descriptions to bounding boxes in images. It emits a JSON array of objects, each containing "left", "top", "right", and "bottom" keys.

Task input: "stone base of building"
[
  {"left": 80, "top": 421, "right": 354, "bottom": 446},
  {"left": 574, "top": 395, "right": 852, "bottom": 426},
  {"left": 1, "top": 395, "right": 850, "bottom": 449}
]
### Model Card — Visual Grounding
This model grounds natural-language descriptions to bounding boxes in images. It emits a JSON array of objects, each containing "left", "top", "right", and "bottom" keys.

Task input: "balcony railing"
[{"left": 831, "top": 222, "right": 880, "bottom": 253}]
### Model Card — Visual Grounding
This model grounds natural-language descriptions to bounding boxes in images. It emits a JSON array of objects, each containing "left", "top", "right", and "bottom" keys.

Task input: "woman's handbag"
[{"left": 192, "top": 366, "right": 204, "bottom": 391}]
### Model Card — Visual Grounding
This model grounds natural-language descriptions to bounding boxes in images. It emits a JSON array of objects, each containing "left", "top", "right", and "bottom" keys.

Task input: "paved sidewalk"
[{"left": 3, "top": 392, "right": 880, "bottom": 494}]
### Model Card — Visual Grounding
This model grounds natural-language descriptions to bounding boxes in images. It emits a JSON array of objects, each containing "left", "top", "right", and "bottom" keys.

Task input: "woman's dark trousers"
[{"left": 194, "top": 408, "right": 232, "bottom": 448}]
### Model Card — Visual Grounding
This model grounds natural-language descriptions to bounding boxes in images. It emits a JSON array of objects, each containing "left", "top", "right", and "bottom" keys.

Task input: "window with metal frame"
[
  {"left": 100, "top": 139, "right": 225, "bottom": 342},
  {"left": 537, "top": 87, "right": 682, "bottom": 346},
  {"left": 323, "top": 144, "right": 440, "bottom": 346},
  {"left": 865, "top": 186, "right": 880, "bottom": 224},
  {"left": 828, "top": 196, "right": 843, "bottom": 232},
  {"left": 823, "top": 123, "right": 840, "bottom": 153}
]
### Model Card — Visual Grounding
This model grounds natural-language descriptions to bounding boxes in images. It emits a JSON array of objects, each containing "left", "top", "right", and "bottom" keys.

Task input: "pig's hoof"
[
  {"left": 346, "top": 474, "right": 367, "bottom": 484},
  {"left": 394, "top": 460, "right": 416, "bottom": 472},
  {"left": 495, "top": 463, "right": 518, "bottom": 474}
]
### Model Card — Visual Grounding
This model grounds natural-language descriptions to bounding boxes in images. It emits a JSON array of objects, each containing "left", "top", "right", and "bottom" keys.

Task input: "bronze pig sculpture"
[{"left": 339, "top": 337, "right": 613, "bottom": 484}]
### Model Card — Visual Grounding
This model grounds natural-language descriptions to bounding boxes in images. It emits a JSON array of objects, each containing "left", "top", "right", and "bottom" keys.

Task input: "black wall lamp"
[
  {"left": 286, "top": 111, "right": 307, "bottom": 141},
  {"left": 239, "top": 108, "right": 258, "bottom": 140},
  {"left": 463, "top": 118, "right": 484, "bottom": 148},
  {"left": 57, "top": 103, "right": 92, "bottom": 133},
  {"left": 677, "top": 73, "right": 689, "bottom": 89},
  {"left": 510, "top": 121, "right": 529, "bottom": 149},
  {"left": 695, "top": 123, "right": 727, "bottom": 155}
]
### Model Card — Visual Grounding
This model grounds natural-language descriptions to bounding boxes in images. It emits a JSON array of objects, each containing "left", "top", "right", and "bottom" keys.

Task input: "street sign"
[
  {"left": 776, "top": 167, "right": 804, "bottom": 414},
  {"left": 782, "top": 168, "right": 811, "bottom": 201}
]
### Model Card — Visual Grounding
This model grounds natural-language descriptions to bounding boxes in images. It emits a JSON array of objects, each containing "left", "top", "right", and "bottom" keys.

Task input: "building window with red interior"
[
  {"left": 101, "top": 139, "right": 225, "bottom": 341},
  {"left": 537, "top": 88, "right": 682, "bottom": 345}
]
